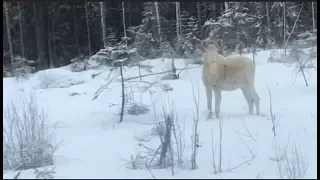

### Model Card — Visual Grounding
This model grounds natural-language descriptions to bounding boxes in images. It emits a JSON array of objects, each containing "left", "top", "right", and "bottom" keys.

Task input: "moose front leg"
[
  {"left": 213, "top": 88, "right": 222, "bottom": 118},
  {"left": 205, "top": 87, "right": 213, "bottom": 119}
]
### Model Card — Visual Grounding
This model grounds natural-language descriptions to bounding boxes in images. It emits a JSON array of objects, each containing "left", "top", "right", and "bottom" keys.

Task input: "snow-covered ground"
[{"left": 3, "top": 49, "right": 317, "bottom": 179}]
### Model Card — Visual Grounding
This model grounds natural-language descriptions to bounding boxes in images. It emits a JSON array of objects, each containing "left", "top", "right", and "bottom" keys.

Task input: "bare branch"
[
  {"left": 3, "top": 93, "right": 62, "bottom": 171},
  {"left": 226, "top": 154, "right": 256, "bottom": 172},
  {"left": 218, "top": 116, "right": 223, "bottom": 173},
  {"left": 92, "top": 74, "right": 120, "bottom": 101},
  {"left": 211, "top": 129, "right": 218, "bottom": 174},
  {"left": 124, "top": 67, "right": 198, "bottom": 81},
  {"left": 119, "top": 65, "right": 125, "bottom": 123},
  {"left": 91, "top": 67, "right": 116, "bottom": 79},
  {"left": 124, "top": 80, "right": 173, "bottom": 92},
  {"left": 271, "top": 138, "right": 308, "bottom": 179},
  {"left": 284, "top": 3, "right": 304, "bottom": 52},
  {"left": 190, "top": 81, "right": 200, "bottom": 170},
  {"left": 171, "top": 105, "right": 186, "bottom": 168},
  {"left": 13, "top": 171, "right": 21, "bottom": 179},
  {"left": 226, "top": 132, "right": 257, "bottom": 172},
  {"left": 290, "top": 48, "right": 310, "bottom": 87},
  {"left": 232, "top": 118, "right": 257, "bottom": 142},
  {"left": 145, "top": 162, "right": 156, "bottom": 179},
  {"left": 177, "top": 59, "right": 192, "bottom": 77},
  {"left": 267, "top": 86, "right": 277, "bottom": 138}
]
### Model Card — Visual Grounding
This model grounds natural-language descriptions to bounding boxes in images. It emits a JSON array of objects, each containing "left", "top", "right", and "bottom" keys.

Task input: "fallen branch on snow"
[{"left": 124, "top": 67, "right": 198, "bottom": 81}]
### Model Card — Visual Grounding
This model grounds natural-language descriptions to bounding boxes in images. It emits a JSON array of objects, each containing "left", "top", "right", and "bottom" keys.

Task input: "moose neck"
[{"left": 204, "top": 50, "right": 218, "bottom": 65}]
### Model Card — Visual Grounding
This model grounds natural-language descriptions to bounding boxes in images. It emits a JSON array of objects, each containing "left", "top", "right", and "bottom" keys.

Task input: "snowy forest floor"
[{"left": 3, "top": 49, "right": 317, "bottom": 179}]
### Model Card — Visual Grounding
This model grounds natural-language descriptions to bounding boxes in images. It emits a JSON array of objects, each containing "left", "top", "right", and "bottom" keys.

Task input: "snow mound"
[
  {"left": 30, "top": 69, "right": 85, "bottom": 89},
  {"left": 87, "top": 47, "right": 143, "bottom": 68}
]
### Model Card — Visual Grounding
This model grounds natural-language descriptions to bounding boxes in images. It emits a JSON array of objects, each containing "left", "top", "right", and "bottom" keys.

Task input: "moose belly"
[
  {"left": 219, "top": 77, "right": 244, "bottom": 91},
  {"left": 220, "top": 83, "right": 240, "bottom": 91}
]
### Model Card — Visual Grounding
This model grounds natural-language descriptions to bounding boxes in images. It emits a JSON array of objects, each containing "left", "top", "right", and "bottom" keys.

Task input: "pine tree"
[
  {"left": 205, "top": 3, "right": 259, "bottom": 55},
  {"left": 2, "top": 2, "right": 317, "bottom": 70},
  {"left": 176, "top": 10, "right": 201, "bottom": 57},
  {"left": 252, "top": 2, "right": 275, "bottom": 49},
  {"left": 184, "top": 16, "right": 201, "bottom": 54},
  {"left": 129, "top": 2, "right": 174, "bottom": 58},
  {"left": 142, "top": 2, "right": 155, "bottom": 17},
  {"left": 128, "top": 3, "right": 157, "bottom": 58},
  {"left": 269, "top": 2, "right": 289, "bottom": 47},
  {"left": 180, "top": 10, "right": 190, "bottom": 38}
]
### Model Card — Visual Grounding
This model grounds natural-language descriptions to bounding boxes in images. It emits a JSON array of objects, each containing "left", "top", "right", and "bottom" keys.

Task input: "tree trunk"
[
  {"left": 47, "top": 11, "right": 53, "bottom": 68},
  {"left": 42, "top": 4, "right": 50, "bottom": 68},
  {"left": 73, "top": 3, "right": 81, "bottom": 56},
  {"left": 122, "top": 2, "right": 128, "bottom": 47},
  {"left": 212, "top": 2, "right": 216, "bottom": 20},
  {"left": 18, "top": 2, "right": 25, "bottom": 59},
  {"left": 85, "top": 2, "right": 92, "bottom": 57},
  {"left": 204, "top": 2, "right": 208, "bottom": 21},
  {"left": 154, "top": 2, "right": 161, "bottom": 42},
  {"left": 100, "top": 2, "right": 108, "bottom": 48},
  {"left": 312, "top": 2, "right": 316, "bottom": 34},
  {"left": 127, "top": 2, "right": 131, "bottom": 27},
  {"left": 283, "top": 2, "right": 286, "bottom": 55},
  {"left": 266, "top": 2, "right": 271, "bottom": 47},
  {"left": 51, "top": 7, "right": 57, "bottom": 66},
  {"left": 4, "top": 2, "right": 14, "bottom": 74},
  {"left": 197, "top": 2, "right": 201, "bottom": 27},
  {"left": 176, "top": 2, "right": 180, "bottom": 38},
  {"left": 197, "top": 2, "right": 203, "bottom": 38},
  {"left": 33, "top": 2, "right": 49, "bottom": 70},
  {"left": 284, "top": 3, "right": 304, "bottom": 51},
  {"left": 315, "top": 2, "right": 317, "bottom": 26},
  {"left": 224, "top": 2, "right": 229, "bottom": 10}
]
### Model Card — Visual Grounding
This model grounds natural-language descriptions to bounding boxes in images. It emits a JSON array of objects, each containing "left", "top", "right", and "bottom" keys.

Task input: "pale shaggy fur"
[{"left": 202, "top": 44, "right": 260, "bottom": 118}]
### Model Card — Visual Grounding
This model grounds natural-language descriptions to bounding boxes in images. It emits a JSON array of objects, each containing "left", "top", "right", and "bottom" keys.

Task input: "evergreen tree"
[
  {"left": 268, "top": 2, "right": 290, "bottom": 47},
  {"left": 204, "top": 3, "right": 259, "bottom": 55},
  {"left": 175, "top": 10, "right": 201, "bottom": 58},
  {"left": 252, "top": 2, "right": 275, "bottom": 49},
  {"left": 2, "top": 1, "right": 317, "bottom": 74}
]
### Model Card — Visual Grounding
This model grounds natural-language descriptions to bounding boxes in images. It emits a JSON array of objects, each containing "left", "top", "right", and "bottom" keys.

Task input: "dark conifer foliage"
[{"left": 3, "top": 2, "right": 316, "bottom": 73}]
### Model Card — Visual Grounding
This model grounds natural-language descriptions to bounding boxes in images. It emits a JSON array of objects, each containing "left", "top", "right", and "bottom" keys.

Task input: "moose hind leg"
[
  {"left": 253, "top": 89, "right": 260, "bottom": 115},
  {"left": 241, "top": 87, "right": 254, "bottom": 114},
  {"left": 213, "top": 88, "right": 222, "bottom": 118}
]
